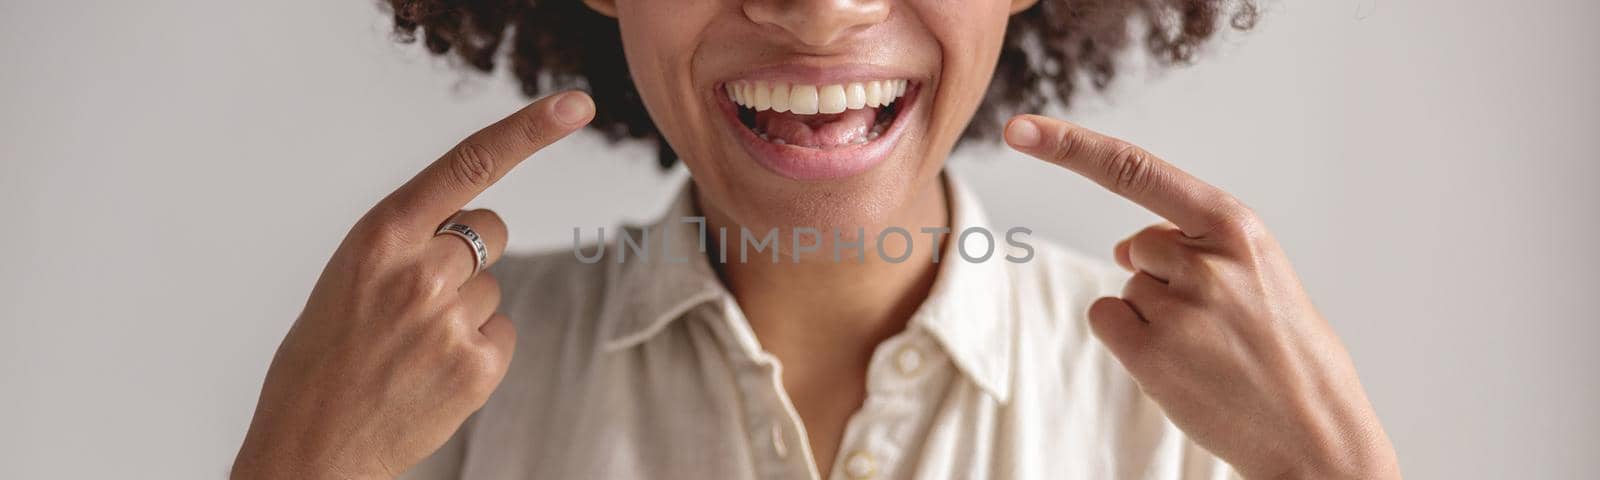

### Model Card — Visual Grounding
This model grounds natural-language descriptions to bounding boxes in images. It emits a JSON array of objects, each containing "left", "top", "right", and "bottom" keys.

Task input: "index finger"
[
  {"left": 1004, "top": 114, "right": 1239, "bottom": 237},
  {"left": 378, "top": 90, "right": 595, "bottom": 233}
]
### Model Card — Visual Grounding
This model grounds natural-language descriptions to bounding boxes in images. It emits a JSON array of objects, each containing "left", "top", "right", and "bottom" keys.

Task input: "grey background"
[{"left": 3, "top": 0, "right": 1597, "bottom": 478}]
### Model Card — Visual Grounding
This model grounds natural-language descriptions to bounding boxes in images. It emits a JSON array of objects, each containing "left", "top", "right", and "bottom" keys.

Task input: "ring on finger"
[{"left": 435, "top": 220, "right": 489, "bottom": 276}]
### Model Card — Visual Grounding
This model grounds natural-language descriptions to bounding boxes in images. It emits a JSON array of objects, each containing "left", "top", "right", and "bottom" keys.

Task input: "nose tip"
[{"left": 744, "top": 0, "right": 889, "bottom": 47}]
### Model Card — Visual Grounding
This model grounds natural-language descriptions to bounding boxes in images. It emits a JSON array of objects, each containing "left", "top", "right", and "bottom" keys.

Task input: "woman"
[{"left": 233, "top": 0, "right": 1402, "bottom": 478}]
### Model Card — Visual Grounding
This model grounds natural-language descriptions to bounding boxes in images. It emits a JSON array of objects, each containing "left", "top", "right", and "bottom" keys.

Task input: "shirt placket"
[
  {"left": 702, "top": 299, "right": 950, "bottom": 480},
  {"left": 826, "top": 330, "right": 948, "bottom": 480},
  {"left": 701, "top": 299, "right": 818, "bottom": 480}
]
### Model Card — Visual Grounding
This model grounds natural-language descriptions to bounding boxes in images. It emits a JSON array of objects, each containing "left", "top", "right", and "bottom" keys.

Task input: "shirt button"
[
  {"left": 769, "top": 423, "right": 788, "bottom": 459},
  {"left": 894, "top": 346, "right": 924, "bottom": 375},
  {"left": 844, "top": 451, "right": 876, "bottom": 479}
]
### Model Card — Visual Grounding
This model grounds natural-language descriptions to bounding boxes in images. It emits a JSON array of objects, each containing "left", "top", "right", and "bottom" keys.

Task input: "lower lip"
[{"left": 716, "top": 83, "right": 919, "bottom": 182}]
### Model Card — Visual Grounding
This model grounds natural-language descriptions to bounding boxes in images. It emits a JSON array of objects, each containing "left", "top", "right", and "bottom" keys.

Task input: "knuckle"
[
  {"left": 1122, "top": 275, "right": 1163, "bottom": 306},
  {"left": 491, "top": 314, "right": 518, "bottom": 343},
  {"left": 1119, "top": 279, "right": 1144, "bottom": 302},
  {"left": 510, "top": 111, "right": 551, "bottom": 147},
  {"left": 1085, "top": 299, "right": 1131, "bottom": 337},
  {"left": 350, "top": 211, "right": 415, "bottom": 254},
  {"left": 1131, "top": 224, "right": 1168, "bottom": 247},
  {"left": 451, "top": 346, "right": 504, "bottom": 397},
  {"left": 1193, "top": 251, "right": 1230, "bottom": 275},
  {"left": 436, "top": 301, "right": 473, "bottom": 327},
  {"left": 399, "top": 262, "right": 453, "bottom": 302},
  {"left": 1122, "top": 230, "right": 1159, "bottom": 266},
  {"left": 479, "top": 209, "right": 507, "bottom": 232},
  {"left": 1188, "top": 254, "right": 1235, "bottom": 299},
  {"left": 1213, "top": 202, "right": 1269, "bottom": 245},
  {"left": 1086, "top": 299, "right": 1120, "bottom": 327},
  {"left": 447, "top": 142, "right": 498, "bottom": 190},
  {"left": 469, "top": 209, "right": 509, "bottom": 242},
  {"left": 1174, "top": 245, "right": 1206, "bottom": 273},
  {"left": 343, "top": 231, "right": 398, "bottom": 267},
  {"left": 1053, "top": 125, "right": 1092, "bottom": 162},
  {"left": 1105, "top": 143, "right": 1158, "bottom": 197}
]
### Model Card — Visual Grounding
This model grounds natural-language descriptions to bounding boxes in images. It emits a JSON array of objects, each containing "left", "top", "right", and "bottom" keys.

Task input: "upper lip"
[{"left": 715, "top": 62, "right": 922, "bottom": 87}]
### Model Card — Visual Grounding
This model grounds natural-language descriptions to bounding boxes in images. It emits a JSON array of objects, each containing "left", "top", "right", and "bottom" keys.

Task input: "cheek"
[
  {"left": 614, "top": 2, "right": 717, "bottom": 150},
  {"left": 932, "top": 1, "right": 1011, "bottom": 92},
  {"left": 920, "top": 1, "right": 1013, "bottom": 144}
]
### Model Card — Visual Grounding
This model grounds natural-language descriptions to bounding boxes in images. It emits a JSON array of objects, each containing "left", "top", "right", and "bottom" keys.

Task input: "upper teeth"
[{"left": 726, "top": 80, "right": 909, "bottom": 115}]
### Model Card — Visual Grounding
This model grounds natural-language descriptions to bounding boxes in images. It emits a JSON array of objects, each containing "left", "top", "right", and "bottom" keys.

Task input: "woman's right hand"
[{"left": 231, "top": 91, "right": 594, "bottom": 480}]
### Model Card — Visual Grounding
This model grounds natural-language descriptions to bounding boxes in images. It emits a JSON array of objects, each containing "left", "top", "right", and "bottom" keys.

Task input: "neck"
[{"left": 701, "top": 177, "right": 951, "bottom": 359}]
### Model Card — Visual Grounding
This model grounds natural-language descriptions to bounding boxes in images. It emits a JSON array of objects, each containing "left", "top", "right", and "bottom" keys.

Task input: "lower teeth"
[
  {"left": 741, "top": 94, "right": 900, "bottom": 149},
  {"left": 751, "top": 124, "right": 887, "bottom": 149}
]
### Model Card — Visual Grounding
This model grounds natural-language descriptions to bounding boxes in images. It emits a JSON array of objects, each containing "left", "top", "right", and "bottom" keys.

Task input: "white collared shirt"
[{"left": 402, "top": 175, "right": 1233, "bottom": 480}]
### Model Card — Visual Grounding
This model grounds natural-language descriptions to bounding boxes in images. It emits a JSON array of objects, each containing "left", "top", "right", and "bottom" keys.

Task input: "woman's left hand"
[{"left": 1003, "top": 114, "right": 1402, "bottom": 479}]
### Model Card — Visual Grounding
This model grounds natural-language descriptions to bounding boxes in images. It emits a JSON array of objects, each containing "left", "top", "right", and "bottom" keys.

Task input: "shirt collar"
[
  {"left": 906, "top": 176, "right": 1015, "bottom": 402},
  {"left": 598, "top": 172, "right": 1016, "bottom": 403},
  {"left": 596, "top": 185, "right": 728, "bottom": 351}
]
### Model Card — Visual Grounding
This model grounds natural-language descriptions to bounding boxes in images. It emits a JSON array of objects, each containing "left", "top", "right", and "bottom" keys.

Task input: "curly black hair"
[{"left": 384, "top": 0, "right": 1258, "bottom": 168}]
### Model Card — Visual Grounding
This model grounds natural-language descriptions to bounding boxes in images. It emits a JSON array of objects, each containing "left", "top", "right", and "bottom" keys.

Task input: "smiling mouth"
[
  {"left": 715, "top": 75, "right": 920, "bottom": 181},
  {"left": 724, "top": 80, "right": 911, "bottom": 149}
]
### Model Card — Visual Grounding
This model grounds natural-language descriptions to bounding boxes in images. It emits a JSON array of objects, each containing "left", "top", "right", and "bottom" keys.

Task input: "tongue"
[{"left": 757, "top": 108, "right": 877, "bottom": 148}]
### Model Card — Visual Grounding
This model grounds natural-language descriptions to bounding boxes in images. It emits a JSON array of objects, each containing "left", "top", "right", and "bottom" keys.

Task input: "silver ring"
[{"left": 436, "top": 222, "right": 488, "bottom": 275}]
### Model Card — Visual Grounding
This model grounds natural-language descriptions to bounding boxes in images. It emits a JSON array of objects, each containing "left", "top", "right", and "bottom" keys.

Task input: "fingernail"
[
  {"left": 1005, "top": 117, "right": 1041, "bottom": 149},
  {"left": 553, "top": 92, "right": 593, "bottom": 126}
]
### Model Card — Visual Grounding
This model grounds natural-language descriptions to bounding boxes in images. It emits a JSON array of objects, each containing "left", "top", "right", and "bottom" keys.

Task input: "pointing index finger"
[
  {"left": 1004, "top": 114, "right": 1240, "bottom": 237},
  {"left": 378, "top": 91, "right": 595, "bottom": 234}
]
